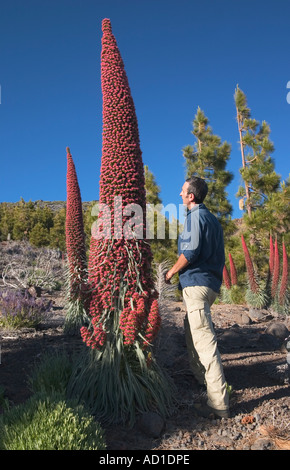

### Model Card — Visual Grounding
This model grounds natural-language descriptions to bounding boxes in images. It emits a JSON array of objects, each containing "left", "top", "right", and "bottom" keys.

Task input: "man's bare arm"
[{"left": 165, "top": 254, "right": 189, "bottom": 282}]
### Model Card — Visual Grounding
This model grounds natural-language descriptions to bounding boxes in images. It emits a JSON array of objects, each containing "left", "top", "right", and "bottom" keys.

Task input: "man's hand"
[{"left": 165, "top": 269, "right": 173, "bottom": 284}]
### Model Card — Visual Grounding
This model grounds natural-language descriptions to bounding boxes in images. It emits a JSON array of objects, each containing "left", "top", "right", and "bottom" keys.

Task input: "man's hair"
[{"left": 186, "top": 176, "right": 208, "bottom": 204}]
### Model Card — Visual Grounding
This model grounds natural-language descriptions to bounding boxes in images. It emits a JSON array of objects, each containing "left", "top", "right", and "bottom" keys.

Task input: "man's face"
[{"left": 180, "top": 182, "right": 194, "bottom": 208}]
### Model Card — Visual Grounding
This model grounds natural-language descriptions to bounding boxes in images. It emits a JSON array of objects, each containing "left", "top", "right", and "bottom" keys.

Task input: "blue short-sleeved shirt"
[{"left": 178, "top": 204, "right": 225, "bottom": 293}]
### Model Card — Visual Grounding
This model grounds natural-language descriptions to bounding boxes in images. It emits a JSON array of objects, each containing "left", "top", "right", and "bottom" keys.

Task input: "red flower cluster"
[
  {"left": 241, "top": 235, "right": 259, "bottom": 293},
  {"left": 65, "top": 147, "right": 87, "bottom": 301},
  {"left": 80, "top": 322, "right": 106, "bottom": 350},
  {"left": 144, "top": 299, "right": 161, "bottom": 346},
  {"left": 119, "top": 292, "right": 146, "bottom": 345},
  {"left": 81, "top": 19, "right": 160, "bottom": 350}
]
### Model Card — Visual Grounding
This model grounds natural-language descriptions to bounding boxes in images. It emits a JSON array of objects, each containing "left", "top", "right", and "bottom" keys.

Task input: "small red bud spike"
[
  {"left": 269, "top": 234, "right": 274, "bottom": 276},
  {"left": 279, "top": 242, "right": 288, "bottom": 305},
  {"left": 223, "top": 264, "right": 231, "bottom": 289},
  {"left": 229, "top": 253, "right": 237, "bottom": 286},
  {"left": 271, "top": 238, "right": 280, "bottom": 298},
  {"left": 241, "top": 235, "right": 259, "bottom": 293}
]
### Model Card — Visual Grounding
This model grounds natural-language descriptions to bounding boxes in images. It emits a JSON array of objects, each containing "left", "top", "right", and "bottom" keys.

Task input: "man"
[{"left": 165, "top": 176, "right": 229, "bottom": 419}]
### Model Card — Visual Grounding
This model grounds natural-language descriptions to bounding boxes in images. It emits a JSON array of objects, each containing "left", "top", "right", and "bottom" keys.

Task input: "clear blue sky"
[{"left": 1, "top": 0, "right": 289, "bottom": 219}]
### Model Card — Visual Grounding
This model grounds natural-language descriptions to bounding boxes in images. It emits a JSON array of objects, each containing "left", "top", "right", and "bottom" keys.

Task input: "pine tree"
[
  {"left": 27, "top": 204, "right": 54, "bottom": 247},
  {"left": 234, "top": 85, "right": 281, "bottom": 220},
  {"left": 49, "top": 207, "right": 66, "bottom": 251},
  {"left": 144, "top": 165, "right": 178, "bottom": 265},
  {"left": 144, "top": 165, "right": 162, "bottom": 206},
  {"left": 12, "top": 199, "right": 36, "bottom": 241},
  {"left": 262, "top": 176, "right": 290, "bottom": 245},
  {"left": 83, "top": 201, "right": 98, "bottom": 251},
  {"left": 33, "top": 205, "right": 54, "bottom": 230},
  {"left": 29, "top": 222, "right": 50, "bottom": 247},
  {"left": 183, "top": 107, "right": 234, "bottom": 233},
  {"left": 234, "top": 86, "right": 284, "bottom": 272},
  {"left": 0, "top": 203, "right": 15, "bottom": 241}
]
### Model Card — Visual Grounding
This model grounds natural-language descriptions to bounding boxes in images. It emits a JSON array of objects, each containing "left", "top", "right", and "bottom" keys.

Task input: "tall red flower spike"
[
  {"left": 271, "top": 238, "right": 280, "bottom": 298},
  {"left": 66, "top": 147, "right": 87, "bottom": 301},
  {"left": 279, "top": 242, "right": 288, "bottom": 305},
  {"left": 269, "top": 234, "right": 274, "bottom": 276},
  {"left": 81, "top": 19, "right": 160, "bottom": 350},
  {"left": 241, "top": 235, "right": 259, "bottom": 293},
  {"left": 229, "top": 253, "right": 237, "bottom": 286}
]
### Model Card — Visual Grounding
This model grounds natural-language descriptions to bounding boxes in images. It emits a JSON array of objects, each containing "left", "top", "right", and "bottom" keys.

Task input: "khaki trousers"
[{"left": 183, "top": 285, "right": 229, "bottom": 411}]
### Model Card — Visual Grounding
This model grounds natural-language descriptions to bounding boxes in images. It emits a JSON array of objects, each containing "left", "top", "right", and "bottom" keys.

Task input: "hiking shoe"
[{"left": 193, "top": 403, "right": 230, "bottom": 419}]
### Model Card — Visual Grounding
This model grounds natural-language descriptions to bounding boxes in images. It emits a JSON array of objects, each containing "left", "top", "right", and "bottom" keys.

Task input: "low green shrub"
[
  {"left": 28, "top": 350, "right": 73, "bottom": 396},
  {"left": 0, "top": 393, "right": 106, "bottom": 450}
]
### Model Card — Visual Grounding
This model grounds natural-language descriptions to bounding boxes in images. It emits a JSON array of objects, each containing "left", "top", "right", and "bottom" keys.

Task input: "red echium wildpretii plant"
[
  {"left": 279, "top": 241, "right": 288, "bottom": 307},
  {"left": 269, "top": 234, "right": 274, "bottom": 276},
  {"left": 229, "top": 252, "right": 237, "bottom": 286},
  {"left": 64, "top": 147, "right": 89, "bottom": 333},
  {"left": 80, "top": 19, "right": 160, "bottom": 350},
  {"left": 222, "top": 264, "right": 231, "bottom": 289},
  {"left": 221, "top": 253, "right": 240, "bottom": 304},
  {"left": 221, "top": 263, "right": 232, "bottom": 303},
  {"left": 271, "top": 238, "right": 280, "bottom": 299},
  {"left": 241, "top": 234, "right": 259, "bottom": 294},
  {"left": 269, "top": 238, "right": 288, "bottom": 313},
  {"left": 68, "top": 19, "right": 173, "bottom": 424},
  {"left": 241, "top": 234, "right": 267, "bottom": 308}
]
